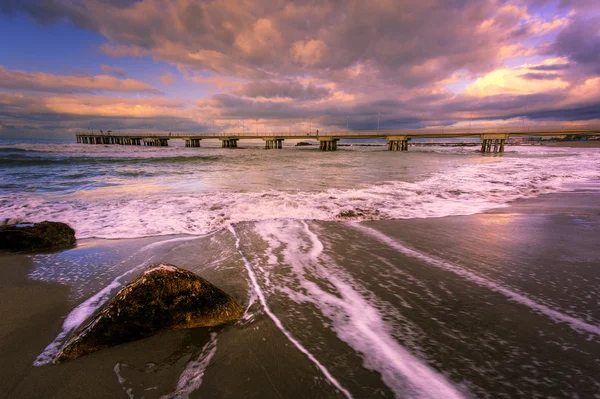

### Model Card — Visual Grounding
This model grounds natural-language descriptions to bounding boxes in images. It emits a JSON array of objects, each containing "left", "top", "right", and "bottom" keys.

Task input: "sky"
[{"left": 0, "top": 0, "right": 599, "bottom": 139}]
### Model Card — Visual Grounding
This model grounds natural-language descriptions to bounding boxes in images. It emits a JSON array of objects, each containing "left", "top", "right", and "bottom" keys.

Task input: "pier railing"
[{"left": 76, "top": 124, "right": 600, "bottom": 139}]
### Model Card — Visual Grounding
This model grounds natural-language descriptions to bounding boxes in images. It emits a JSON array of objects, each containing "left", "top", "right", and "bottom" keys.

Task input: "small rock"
[
  {"left": 54, "top": 263, "right": 244, "bottom": 363},
  {"left": 0, "top": 221, "right": 76, "bottom": 252}
]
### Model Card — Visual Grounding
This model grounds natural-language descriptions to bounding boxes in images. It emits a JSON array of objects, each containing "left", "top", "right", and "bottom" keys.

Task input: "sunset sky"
[{"left": 0, "top": 0, "right": 599, "bottom": 138}]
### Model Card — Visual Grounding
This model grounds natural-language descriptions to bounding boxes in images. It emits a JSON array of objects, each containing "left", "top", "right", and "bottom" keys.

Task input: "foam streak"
[
  {"left": 355, "top": 223, "right": 600, "bottom": 336},
  {"left": 227, "top": 224, "right": 353, "bottom": 398},
  {"left": 299, "top": 221, "right": 465, "bottom": 399},
  {"left": 161, "top": 332, "right": 218, "bottom": 399}
]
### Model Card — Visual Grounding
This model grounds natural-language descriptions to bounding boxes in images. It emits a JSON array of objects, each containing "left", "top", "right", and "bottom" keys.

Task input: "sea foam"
[
  {"left": 2, "top": 146, "right": 598, "bottom": 239},
  {"left": 355, "top": 224, "right": 600, "bottom": 336},
  {"left": 252, "top": 220, "right": 466, "bottom": 398}
]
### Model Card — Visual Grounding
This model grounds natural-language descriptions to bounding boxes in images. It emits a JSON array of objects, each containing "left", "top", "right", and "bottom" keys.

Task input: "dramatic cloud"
[
  {"left": 0, "top": 66, "right": 161, "bottom": 94},
  {"left": 552, "top": 16, "right": 600, "bottom": 74},
  {"left": 1, "top": 0, "right": 599, "bottom": 138},
  {"left": 238, "top": 80, "right": 331, "bottom": 100}
]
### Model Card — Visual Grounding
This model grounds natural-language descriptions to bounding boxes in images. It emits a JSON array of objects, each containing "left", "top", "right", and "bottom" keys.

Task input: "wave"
[
  {"left": 3, "top": 150, "right": 598, "bottom": 239},
  {"left": 249, "top": 220, "right": 466, "bottom": 398}
]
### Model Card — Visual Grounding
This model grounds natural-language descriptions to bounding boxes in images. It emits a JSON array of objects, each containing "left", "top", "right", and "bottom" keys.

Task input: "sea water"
[{"left": 1, "top": 139, "right": 599, "bottom": 398}]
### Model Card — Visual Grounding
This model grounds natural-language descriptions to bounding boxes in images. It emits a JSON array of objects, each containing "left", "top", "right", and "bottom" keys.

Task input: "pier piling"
[{"left": 480, "top": 135, "right": 507, "bottom": 153}]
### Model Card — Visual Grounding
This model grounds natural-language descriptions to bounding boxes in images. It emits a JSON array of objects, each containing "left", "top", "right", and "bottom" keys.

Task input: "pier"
[{"left": 76, "top": 125, "right": 600, "bottom": 153}]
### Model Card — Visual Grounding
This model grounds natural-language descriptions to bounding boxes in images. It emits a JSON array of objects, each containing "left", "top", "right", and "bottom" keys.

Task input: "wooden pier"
[{"left": 76, "top": 125, "right": 600, "bottom": 153}]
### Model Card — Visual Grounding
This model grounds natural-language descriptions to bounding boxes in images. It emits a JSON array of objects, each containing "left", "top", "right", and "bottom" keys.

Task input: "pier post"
[
  {"left": 318, "top": 138, "right": 338, "bottom": 151},
  {"left": 263, "top": 138, "right": 283, "bottom": 149},
  {"left": 386, "top": 136, "right": 409, "bottom": 153},
  {"left": 221, "top": 138, "right": 238, "bottom": 148},
  {"left": 481, "top": 134, "right": 509, "bottom": 153}
]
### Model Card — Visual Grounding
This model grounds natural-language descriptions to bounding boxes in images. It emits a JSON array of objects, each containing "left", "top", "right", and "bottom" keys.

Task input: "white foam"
[
  {"left": 227, "top": 224, "right": 353, "bottom": 398},
  {"left": 161, "top": 332, "right": 218, "bottom": 399},
  {"left": 33, "top": 259, "right": 152, "bottom": 366},
  {"left": 3, "top": 147, "right": 598, "bottom": 239},
  {"left": 144, "top": 263, "right": 178, "bottom": 274},
  {"left": 254, "top": 220, "right": 465, "bottom": 398},
  {"left": 355, "top": 223, "right": 600, "bottom": 336}
]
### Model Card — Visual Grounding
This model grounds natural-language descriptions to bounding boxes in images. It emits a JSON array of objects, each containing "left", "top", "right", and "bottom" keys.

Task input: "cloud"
[
  {"left": 100, "top": 64, "right": 128, "bottom": 77},
  {"left": 0, "top": 66, "right": 161, "bottom": 94},
  {"left": 519, "top": 72, "right": 560, "bottom": 80},
  {"left": 551, "top": 16, "right": 600, "bottom": 73},
  {"left": 238, "top": 80, "right": 330, "bottom": 100},
  {"left": 160, "top": 72, "right": 176, "bottom": 85},
  {"left": 0, "top": 90, "right": 202, "bottom": 138},
  {"left": 529, "top": 63, "right": 570, "bottom": 71},
  {"left": 466, "top": 66, "right": 570, "bottom": 96},
  {"left": 290, "top": 39, "right": 328, "bottom": 67},
  {"left": 1, "top": 0, "right": 600, "bottom": 134}
]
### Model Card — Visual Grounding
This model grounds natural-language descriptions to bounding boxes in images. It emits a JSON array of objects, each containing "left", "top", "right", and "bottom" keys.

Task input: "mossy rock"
[{"left": 55, "top": 263, "right": 244, "bottom": 363}]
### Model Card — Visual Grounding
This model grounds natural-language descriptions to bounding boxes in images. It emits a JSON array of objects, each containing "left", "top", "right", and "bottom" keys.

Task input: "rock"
[
  {"left": 0, "top": 221, "right": 76, "bottom": 252},
  {"left": 337, "top": 208, "right": 381, "bottom": 220},
  {"left": 54, "top": 263, "right": 244, "bottom": 363},
  {"left": 295, "top": 141, "right": 313, "bottom": 146}
]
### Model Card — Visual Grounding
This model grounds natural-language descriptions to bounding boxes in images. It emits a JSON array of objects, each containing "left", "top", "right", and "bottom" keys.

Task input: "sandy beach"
[{"left": 2, "top": 184, "right": 599, "bottom": 398}]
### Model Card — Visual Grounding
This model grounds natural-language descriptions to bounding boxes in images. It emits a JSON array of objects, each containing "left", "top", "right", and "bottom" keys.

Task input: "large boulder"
[
  {"left": 0, "top": 221, "right": 76, "bottom": 252},
  {"left": 54, "top": 263, "right": 244, "bottom": 363}
]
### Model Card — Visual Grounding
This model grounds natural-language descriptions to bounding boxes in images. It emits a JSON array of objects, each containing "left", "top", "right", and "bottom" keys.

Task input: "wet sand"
[{"left": 1, "top": 186, "right": 599, "bottom": 398}]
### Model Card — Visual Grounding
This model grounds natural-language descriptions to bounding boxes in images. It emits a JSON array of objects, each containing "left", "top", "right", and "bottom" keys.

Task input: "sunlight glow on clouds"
[{"left": 0, "top": 0, "right": 598, "bottom": 137}]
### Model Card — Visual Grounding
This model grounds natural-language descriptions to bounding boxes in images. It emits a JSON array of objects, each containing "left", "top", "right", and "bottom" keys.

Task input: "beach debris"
[
  {"left": 0, "top": 221, "right": 75, "bottom": 252},
  {"left": 54, "top": 263, "right": 244, "bottom": 363}
]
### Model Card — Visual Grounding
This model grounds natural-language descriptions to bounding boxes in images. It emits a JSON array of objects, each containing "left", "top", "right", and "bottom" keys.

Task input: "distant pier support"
[
  {"left": 220, "top": 138, "right": 239, "bottom": 148},
  {"left": 143, "top": 138, "right": 169, "bottom": 146},
  {"left": 185, "top": 138, "right": 202, "bottom": 147},
  {"left": 386, "top": 136, "right": 409, "bottom": 152},
  {"left": 318, "top": 137, "right": 339, "bottom": 151},
  {"left": 263, "top": 138, "right": 284, "bottom": 149},
  {"left": 480, "top": 134, "right": 508, "bottom": 153}
]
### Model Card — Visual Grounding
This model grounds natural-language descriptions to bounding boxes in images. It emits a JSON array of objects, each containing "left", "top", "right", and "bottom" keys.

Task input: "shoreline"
[
  {"left": 56, "top": 178, "right": 600, "bottom": 244},
  {"left": 1, "top": 182, "right": 599, "bottom": 398}
]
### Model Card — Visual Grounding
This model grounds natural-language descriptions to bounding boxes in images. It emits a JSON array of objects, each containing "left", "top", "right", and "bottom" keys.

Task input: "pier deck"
[{"left": 76, "top": 125, "right": 600, "bottom": 153}]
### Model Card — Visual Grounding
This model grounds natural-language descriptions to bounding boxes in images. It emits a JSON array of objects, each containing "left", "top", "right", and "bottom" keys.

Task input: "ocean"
[{"left": 0, "top": 139, "right": 599, "bottom": 398}]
